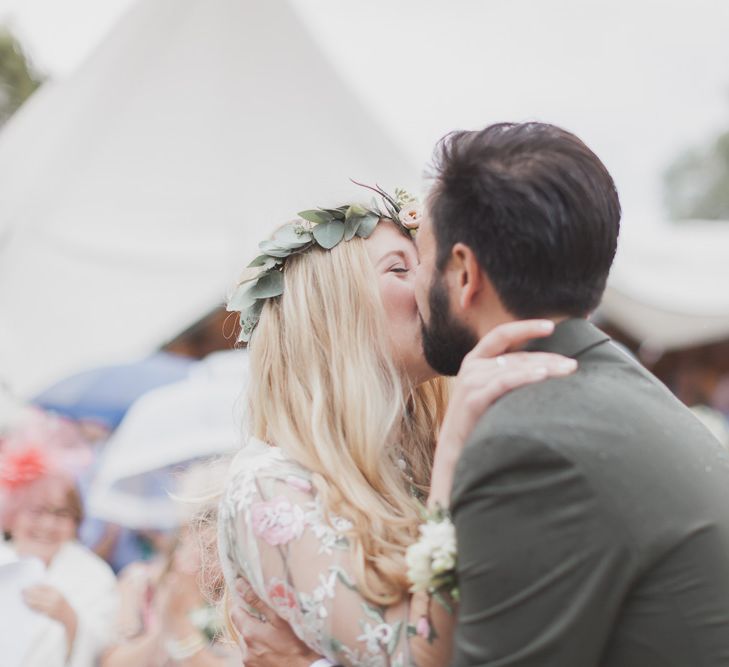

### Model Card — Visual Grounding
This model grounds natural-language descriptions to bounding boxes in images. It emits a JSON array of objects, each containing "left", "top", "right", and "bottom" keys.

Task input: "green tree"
[
  {"left": 0, "top": 27, "right": 45, "bottom": 127},
  {"left": 664, "top": 127, "right": 729, "bottom": 221}
]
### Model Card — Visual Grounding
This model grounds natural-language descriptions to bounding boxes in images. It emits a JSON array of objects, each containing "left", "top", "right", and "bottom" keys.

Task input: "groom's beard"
[{"left": 420, "top": 273, "right": 479, "bottom": 376}]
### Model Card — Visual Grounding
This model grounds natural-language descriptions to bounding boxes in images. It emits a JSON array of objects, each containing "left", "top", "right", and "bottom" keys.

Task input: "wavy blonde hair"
[{"left": 248, "top": 230, "right": 448, "bottom": 606}]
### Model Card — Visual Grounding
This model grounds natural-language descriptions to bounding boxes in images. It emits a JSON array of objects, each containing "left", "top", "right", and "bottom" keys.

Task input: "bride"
[{"left": 218, "top": 191, "right": 575, "bottom": 667}]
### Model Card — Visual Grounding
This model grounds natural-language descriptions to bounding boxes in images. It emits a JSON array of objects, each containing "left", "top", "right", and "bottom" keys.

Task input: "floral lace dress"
[{"left": 218, "top": 438, "right": 417, "bottom": 667}]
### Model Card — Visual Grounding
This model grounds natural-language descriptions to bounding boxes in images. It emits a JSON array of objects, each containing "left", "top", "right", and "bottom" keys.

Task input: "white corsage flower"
[
  {"left": 406, "top": 509, "right": 457, "bottom": 594},
  {"left": 405, "top": 540, "right": 434, "bottom": 592}
]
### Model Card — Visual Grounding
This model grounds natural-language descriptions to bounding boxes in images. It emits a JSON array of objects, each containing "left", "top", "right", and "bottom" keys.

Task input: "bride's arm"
[
  {"left": 230, "top": 580, "right": 451, "bottom": 667},
  {"left": 223, "top": 471, "right": 454, "bottom": 667}
]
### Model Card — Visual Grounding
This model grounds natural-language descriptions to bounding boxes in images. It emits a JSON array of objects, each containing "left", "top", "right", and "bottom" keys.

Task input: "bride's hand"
[
  {"left": 428, "top": 319, "right": 577, "bottom": 508},
  {"left": 230, "top": 579, "right": 320, "bottom": 667}
]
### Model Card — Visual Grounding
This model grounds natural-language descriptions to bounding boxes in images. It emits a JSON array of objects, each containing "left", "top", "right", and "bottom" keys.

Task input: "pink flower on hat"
[
  {"left": 251, "top": 496, "right": 306, "bottom": 546},
  {"left": 0, "top": 444, "right": 50, "bottom": 490}
]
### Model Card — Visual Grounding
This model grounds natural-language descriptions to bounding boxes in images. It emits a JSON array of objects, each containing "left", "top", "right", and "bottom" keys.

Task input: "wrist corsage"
[{"left": 406, "top": 504, "right": 459, "bottom": 603}]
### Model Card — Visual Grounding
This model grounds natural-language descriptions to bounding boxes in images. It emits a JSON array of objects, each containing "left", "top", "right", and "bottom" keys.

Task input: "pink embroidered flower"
[
  {"left": 285, "top": 475, "right": 312, "bottom": 493},
  {"left": 251, "top": 496, "right": 306, "bottom": 546},
  {"left": 267, "top": 580, "right": 298, "bottom": 610},
  {"left": 416, "top": 615, "right": 430, "bottom": 639}
]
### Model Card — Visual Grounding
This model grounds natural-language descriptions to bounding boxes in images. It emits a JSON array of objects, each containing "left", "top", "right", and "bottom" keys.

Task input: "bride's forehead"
[{"left": 365, "top": 221, "right": 415, "bottom": 256}]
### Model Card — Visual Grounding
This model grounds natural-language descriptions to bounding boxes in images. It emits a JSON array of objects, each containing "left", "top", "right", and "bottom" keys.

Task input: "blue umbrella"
[{"left": 33, "top": 352, "right": 196, "bottom": 429}]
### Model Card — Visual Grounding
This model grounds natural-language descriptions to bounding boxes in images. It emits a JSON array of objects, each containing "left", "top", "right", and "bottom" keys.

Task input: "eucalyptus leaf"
[
  {"left": 273, "top": 224, "right": 313, "bottom": 248},
  {"left": 259, "top": 240, "right": 293, "bottom": 258},
  {"left": 355, "top": 213, "right": 379, "bottom": 238},
  {"left": 312, "top": 220, "right": 345, "bottom": 249},
  {"left": 249, "top": 270, "right": 284, "bottom": 299},
  {"left": 344, "top": 216, "right": 361, "bottom": 241},
  {"left": 345, "top": 203, "right": 368, "bottom": 220},
  {"left": 247, "top": 254, "right": 267, "bottom": 267},
  {"left": 248, "top": 255, "right": 283, "bottom": 270},
  {"left": 237, "top": 299, "right": 265, "bottom": 342},
  {"left": 227, "top": 283, "right": 257, "bottom": 312},
  {"left": 321, "top": 207, "right": 346, "bottom": 221},
  {"left": 249, "top": 298, "right": 265, "bottom": 317},
  {"left": 298, "top": 209, "right": 333, "bottom": 224},
  {"left": 248, "top": 254, "right": 270, "bottom": 268}
]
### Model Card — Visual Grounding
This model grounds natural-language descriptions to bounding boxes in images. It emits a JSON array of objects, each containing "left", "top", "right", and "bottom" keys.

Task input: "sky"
[{"left": 1, "top": 0, "right": 729, "bottom": 224}]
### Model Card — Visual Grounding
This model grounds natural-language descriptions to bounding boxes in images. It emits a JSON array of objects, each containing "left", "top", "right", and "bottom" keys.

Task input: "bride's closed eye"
[{"left": 390, "top": 265, "right": 410, "bottom": 274}]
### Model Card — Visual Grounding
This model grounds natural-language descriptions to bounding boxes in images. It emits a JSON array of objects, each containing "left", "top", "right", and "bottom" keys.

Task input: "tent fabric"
[
  {"left": 0, "top": 0, "right": 416, "bottom": 398},
  {"left": 601, "top": 220, "right": 729, "bottom": 351}
]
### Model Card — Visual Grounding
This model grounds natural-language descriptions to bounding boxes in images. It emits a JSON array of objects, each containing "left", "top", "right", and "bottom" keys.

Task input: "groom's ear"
[{"left": 450, "top": 243, "right": 486, "bottom": 311}]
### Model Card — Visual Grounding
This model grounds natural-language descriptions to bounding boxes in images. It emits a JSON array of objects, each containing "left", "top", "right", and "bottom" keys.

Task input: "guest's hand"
[
  {"left": 429, "top": 319, "right": 577, "bottom": 507},
  {"left": 23, "top": 584, "right": 78, "bottom": 649},
  {"left": 23, "top": 584, "right": 76, "bottom": 625},
  {"left": 230, "top": 579, "right": 320, "bottom": 667}
]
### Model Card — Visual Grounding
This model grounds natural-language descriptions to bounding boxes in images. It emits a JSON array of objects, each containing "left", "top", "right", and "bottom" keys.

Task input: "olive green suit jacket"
[{"left": 450, "top": 318, "right": 729, "bottom": 666}]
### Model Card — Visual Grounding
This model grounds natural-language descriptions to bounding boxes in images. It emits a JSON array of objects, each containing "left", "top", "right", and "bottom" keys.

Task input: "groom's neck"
[
  {"left": 472, "top": 304, "right": 572, "bottom": 341},
  {"left": 468, "top": 277, "right": 575, "bottom": 340}
]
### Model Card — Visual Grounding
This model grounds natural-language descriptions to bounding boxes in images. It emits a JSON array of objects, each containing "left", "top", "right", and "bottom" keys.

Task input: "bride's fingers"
[
  {"left": 465, "top": 320, "right": 555, "bottom": 362},
  {"left": 496, "top": 352, "right": 570, "bottom": 365},
  {"left": 235, "top": 579, "right": 270, "bottom": 623},
  {"left": 459, "top": 354, "right": 576, "bottom": 388},
  {"left": 467, "top": 363, "right": 574, "bottom": 412}
]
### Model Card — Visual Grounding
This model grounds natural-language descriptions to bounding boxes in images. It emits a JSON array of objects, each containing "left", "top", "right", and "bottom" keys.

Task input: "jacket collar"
[{"left": 523, "top": 318, "right": 610, "bottom": 359}]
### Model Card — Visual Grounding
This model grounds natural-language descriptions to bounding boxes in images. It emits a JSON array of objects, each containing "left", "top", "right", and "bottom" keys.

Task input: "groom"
[{"left": 414, "top": 122, "right": 729, "bottom": 665}]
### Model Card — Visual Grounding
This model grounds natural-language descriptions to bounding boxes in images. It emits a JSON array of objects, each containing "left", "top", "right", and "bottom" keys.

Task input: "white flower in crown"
[{"left": 398, "top": 202, "right": 423, "bottom": 230}]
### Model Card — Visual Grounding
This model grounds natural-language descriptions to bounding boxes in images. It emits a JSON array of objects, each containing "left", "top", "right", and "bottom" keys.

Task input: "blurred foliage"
[
  {"left": 0, "top": 26, "right": 45, "bottom": 127},
  {"left": 664, "top": 128, "right": 729, "bottom": 221}
]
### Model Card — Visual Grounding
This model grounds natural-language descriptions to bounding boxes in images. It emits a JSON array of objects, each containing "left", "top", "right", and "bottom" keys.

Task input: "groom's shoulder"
[{"left": 463, "top": 340, "right": 677, "bottom": 460}]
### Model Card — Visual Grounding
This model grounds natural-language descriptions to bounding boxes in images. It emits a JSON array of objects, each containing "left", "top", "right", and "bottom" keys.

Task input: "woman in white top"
[{"left": 2, "top": 462, "right": 118, "bottom": 667}]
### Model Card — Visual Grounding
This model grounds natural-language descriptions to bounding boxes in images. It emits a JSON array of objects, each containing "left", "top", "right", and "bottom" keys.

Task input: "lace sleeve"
[{"left": 220, "top": 462, "right": 414, "bottom": 667}]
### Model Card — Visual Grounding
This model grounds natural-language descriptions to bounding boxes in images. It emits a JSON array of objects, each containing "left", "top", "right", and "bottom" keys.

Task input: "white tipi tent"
[
  {"left": 0, "top": 0, "right": 416, "bottom": 397},
  {"left": 601, "top": 220, "right": 729, "bottom": 351}
]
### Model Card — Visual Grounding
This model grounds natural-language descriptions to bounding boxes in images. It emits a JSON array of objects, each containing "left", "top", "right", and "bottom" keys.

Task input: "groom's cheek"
[{"left": 413, "top": 266, "right": 429, "bottom": 320}]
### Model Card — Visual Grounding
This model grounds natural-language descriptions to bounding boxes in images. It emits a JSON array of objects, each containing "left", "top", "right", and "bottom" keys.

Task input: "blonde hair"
[
  {"left": 172, "top": 459, "right": 231, "bottom": 606},
  {"left": 249, "top": 232, "right": 448, "bottom": 605}
]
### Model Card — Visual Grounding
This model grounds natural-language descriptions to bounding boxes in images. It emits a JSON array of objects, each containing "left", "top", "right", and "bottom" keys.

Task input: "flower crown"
[{"left": 227, "top": 183, "right": 423, "bottom": 343}]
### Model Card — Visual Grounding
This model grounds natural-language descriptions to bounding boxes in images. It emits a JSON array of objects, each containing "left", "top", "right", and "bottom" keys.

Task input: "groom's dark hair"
[{"left": 429, "top": 122, "right": 621, "bottom": 318}]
